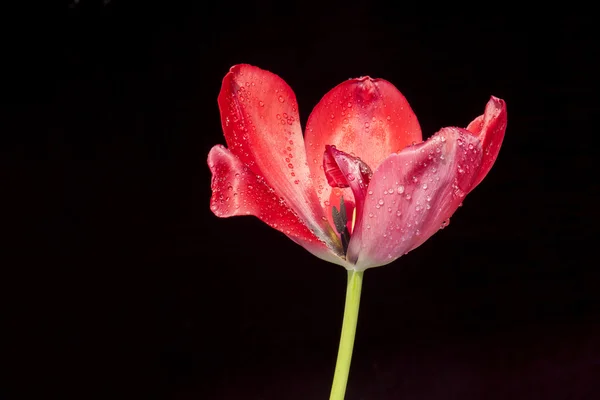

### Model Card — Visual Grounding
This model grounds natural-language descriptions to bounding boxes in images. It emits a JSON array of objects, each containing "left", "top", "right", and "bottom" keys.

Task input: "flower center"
[{"left": 323, "top": 145, "right": 373, "bottom": 256}]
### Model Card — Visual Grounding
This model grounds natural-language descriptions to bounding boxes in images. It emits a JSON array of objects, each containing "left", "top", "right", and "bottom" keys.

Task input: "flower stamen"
[{"left": 332, "top": 196, "right": 351, "bottom": 255}]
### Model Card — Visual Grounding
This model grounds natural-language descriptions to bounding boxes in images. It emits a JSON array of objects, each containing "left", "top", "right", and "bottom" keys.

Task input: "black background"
[{"left": 3, "top": 2, "right": 599, "bottom": 399}]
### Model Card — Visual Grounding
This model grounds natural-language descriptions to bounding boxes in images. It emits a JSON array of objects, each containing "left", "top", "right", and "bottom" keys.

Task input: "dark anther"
[{"left": 331, "top": 196, "right": 351, "bottom": 254}]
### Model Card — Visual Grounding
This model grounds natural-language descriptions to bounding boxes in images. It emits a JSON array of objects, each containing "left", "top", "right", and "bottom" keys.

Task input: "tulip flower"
[{"left": 208, "top": 64, "right": 506, "bottom": 399}]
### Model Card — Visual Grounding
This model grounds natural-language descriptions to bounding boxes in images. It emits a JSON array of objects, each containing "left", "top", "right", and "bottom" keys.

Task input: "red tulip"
[{"left": 208, "top": 64, "right": 507, "bottom": 270}]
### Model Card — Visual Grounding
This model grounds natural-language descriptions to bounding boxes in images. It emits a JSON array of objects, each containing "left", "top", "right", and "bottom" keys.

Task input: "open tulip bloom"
[{"left": 208, "top": 64, "right": 507, "bottom": 399}]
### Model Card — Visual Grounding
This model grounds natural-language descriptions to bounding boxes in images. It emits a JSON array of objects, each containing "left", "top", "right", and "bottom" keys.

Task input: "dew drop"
[
  {"left": 278, "top": 96, "right": 285, "bottom": 103},
  {"left": 259, "top": 101, "right": 265, "bottom": 107},
  {"left": 378, "top": 198, "right": 384, "bottom": 206},
  {"left": 397, "top": 185, "right": 405, "bottom": 194}
]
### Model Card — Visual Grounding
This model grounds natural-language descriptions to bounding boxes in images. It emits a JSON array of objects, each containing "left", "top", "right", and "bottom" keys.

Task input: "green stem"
[{"left": 329, "top": 270, "right": 364, "bottom": 400}]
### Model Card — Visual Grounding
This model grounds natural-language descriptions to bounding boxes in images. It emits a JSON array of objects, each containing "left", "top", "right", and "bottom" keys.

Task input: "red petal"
[
  {"left": 347, "top": 128, "right": 483, "bottom": 269},
  {"left": 208, "top": 145, "right": 343, "bottom": 264},
  {"left": 466, "top": 96, "right": 507, "bottom": 188},
  {"left": 305, "top": 77, "right": 422, "bottom": 213},
  {"left": 218, "top": 64, "right": 336, "bottom": 248}
]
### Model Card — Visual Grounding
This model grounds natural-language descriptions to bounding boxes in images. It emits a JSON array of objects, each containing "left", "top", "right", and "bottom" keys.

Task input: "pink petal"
[
  {"left": 208, "top": 145, "right": 344, "bottom": 265},
  {"left": 466, "top": 96, "right": 507, "bottom": 188},
  {"left": 347, "top": 128, "right": 483, "bottom": 269},
  {"left": 218, "top": 64, "right": 338, "bottom": 249},
  {"left": 304, "top": 77, "right": 422, "bottom": 215}
]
